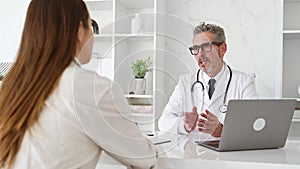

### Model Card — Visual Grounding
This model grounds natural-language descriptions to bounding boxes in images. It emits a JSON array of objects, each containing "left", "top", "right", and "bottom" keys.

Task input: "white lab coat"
[
  {"left": 11, "top": 62, "right": 157, "bottom": 169},
  {"left": 158, "top": 63, "right": 257, "bottom": 139}
]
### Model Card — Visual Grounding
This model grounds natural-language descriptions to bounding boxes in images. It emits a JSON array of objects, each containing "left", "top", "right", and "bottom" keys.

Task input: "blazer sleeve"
[
  {"left": 76, "top": 81, "right": 157, "bottom": 169},
  {"left": 158, "top": 76, "right": 188, "bottom": 134}
]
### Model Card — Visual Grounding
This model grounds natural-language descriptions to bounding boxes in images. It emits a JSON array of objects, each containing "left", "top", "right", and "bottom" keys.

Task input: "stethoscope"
[{"left": 191, "top": 65, "right": 232, "bottom": 113}]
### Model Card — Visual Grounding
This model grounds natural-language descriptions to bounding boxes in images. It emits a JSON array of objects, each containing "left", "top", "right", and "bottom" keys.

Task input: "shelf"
[
  {"left": 116, "top": 0, "right": 154, "bottom": 9},
  {"left": 84, "top": 0, "right": 113, "bottom": 10},
  {"left": 115, "top": 34, "right": 154, "bottom": 42},
  {"left": 84, "top": 0, "right": 111, "bottom": 2},
  {"left": 115, "top": 33, "right": 154, "bottom": 37},
  {"left": 285, "top": 0, "right": 300, "bottom": 3},
  {"left": 93, "top": 34, "right": 113, "bottom": 42},
  {"left": 125, "top": 94, "right": 153, "bottom": 98},
  {"left": 131, "top": 113, "right": 153, "bottom": 117},
  {"left": 292, "top": 118, "right": 300, "bottom": 122},
  {"left": 126, "top": 95, "right": 153, "bottom": 105},
  {"left": 283, "top": 32, "right": 300, "bottom": 39},
  {"left": 283, "top": 30, "right": 300, "bottom": 34}
]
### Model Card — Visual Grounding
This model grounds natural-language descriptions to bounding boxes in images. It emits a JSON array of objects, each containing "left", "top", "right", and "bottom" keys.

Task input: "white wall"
[
  {"left": 163, "top": 0, "right": 282, "bottom": 98},
  {"left": 0, "top": 0, "right": 30, "bottom": 62}
]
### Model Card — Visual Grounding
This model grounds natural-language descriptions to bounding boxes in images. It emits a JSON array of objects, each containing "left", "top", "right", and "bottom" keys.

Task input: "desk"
[
  {"left": 152, "top": 131, "right": 300, "bottom": 169},
  {"left": 96, "top": 131, "right": 300, "bottom": 169}
]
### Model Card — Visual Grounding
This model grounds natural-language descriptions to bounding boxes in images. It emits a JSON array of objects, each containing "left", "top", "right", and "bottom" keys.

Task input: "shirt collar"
[{"left": 201, "top": 62, "right": 226, "bottom": 87}]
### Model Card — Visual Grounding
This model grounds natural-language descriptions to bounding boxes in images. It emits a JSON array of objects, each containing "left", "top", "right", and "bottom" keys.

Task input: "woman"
[{"left": 0, "top": 0, "right": 157, "bottom": 168}]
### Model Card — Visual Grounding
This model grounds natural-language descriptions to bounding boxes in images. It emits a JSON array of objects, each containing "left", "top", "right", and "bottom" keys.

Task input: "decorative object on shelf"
[
  {"left": 131, "top": 13, "right": 144, "bottom": 34},
  {"left": 298, "top": 85, "right": 300, "bottom": 96},
  {"left": 91, "top": 19, "right": 99, "bottom": 34},
  {"left": 145, "top": 70, "right": 153, "bottom": 94},
  {"left": 133, "top": 78, "right": 146, "bottom": 95},
  {"left": 91, "top": 52, "right": 101, "bottom": 59},
  {"left": 131, "top": 57, "right": 152, "bottom": 94}
]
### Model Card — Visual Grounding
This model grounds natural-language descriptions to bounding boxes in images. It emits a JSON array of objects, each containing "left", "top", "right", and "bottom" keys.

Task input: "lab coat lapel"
[
  {"left": 208, "top": 68, "right": 228, "bottom": 107},
  {"left": 210, "top": 75, "right": 226, "bottom": 103},
  {"left": 198, "top": 73, "right": 210, "bottom": 109}
]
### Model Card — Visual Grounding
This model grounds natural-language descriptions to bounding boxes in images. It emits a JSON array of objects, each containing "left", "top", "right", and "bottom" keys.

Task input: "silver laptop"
[{"left": 196, "top": 99, "right": 297, "bottom": 152}]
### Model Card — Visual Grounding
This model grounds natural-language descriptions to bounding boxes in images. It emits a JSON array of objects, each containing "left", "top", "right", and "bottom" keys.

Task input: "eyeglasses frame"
[{"left": 189, "top": 41, "right": 224, "bottom": 55}]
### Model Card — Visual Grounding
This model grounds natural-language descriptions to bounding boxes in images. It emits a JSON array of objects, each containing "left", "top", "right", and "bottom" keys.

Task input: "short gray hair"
[{"left": 193, "top": 22, "right": 226, "bottom": 42}]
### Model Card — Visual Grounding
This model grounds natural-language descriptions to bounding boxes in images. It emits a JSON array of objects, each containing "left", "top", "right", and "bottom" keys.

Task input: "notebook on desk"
[{"left": 196, "top": 99, "right": 297, "bottom": 152}]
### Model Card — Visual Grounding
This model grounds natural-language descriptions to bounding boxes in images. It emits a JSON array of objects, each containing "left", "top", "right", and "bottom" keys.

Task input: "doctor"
[{"left": 158, "top": 22, "right": 257, "bottom": 138}]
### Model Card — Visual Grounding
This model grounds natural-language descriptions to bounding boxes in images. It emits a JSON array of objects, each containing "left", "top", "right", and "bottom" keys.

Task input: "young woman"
[{"left": 0, "top": 0, "right": 157, "bottom": 168}]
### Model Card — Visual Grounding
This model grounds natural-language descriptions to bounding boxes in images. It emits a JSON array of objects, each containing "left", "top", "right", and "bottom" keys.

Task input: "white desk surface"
[
  {"left": 97, "top": 132, "right": 300, "bottom": 169},
  {"left": 151, "top": 131, "right": 300, "bottom": 169}
]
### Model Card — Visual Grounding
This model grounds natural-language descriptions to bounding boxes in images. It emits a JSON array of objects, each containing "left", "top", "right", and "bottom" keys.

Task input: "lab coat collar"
[
  {"left": 196, "top": 62, "right": 228, "bottom": 106},
  {"left": 209, "top": 63, "right": 230, "bottom": 105}
]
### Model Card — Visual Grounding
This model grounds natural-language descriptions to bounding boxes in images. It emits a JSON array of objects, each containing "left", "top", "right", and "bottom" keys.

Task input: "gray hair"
[{"left": 193, "top": 22, "right": 226, "bottom": 42}]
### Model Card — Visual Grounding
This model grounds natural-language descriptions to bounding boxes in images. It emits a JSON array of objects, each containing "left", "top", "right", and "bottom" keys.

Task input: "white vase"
[
  {"left": 131, "top": 13, "right": 144, "bottom": 34},
  {"left": 298, "top": 85, "right": 300, "bottom": 96},
  {"left": 134, "top": 78, "right": 146, "bottom": 95}
]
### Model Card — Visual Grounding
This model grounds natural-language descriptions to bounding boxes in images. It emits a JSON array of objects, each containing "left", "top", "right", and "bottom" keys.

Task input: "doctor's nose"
[{"left": 198, "top": 54, "right": 208, "bottom": 62}]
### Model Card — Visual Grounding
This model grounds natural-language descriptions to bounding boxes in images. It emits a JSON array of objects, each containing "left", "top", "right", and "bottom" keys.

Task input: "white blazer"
[
  {"left": 12, "top": 62, "right": 157, "bottom": 169},
  {"left": 158, "top": 63, "right": 257, "bottom": 138}
]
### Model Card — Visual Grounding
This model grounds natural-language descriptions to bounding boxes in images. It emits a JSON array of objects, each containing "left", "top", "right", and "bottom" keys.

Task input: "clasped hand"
[{"left": 184, "top": 106, "right": 223, "bottom": 137}]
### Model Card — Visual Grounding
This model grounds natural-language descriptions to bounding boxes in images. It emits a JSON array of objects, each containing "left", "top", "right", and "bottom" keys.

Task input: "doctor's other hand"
[
  {"left": 198, "top": 110, "right": 223, "bottom": 137},
  {"left": 184, "top": 106, "right": 198, "bottom": 133}
]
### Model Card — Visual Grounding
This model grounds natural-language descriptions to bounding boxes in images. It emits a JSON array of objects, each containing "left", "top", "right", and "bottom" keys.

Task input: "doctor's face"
[{"left": 192, "top": 32, "right": 226, "bottom": 77}]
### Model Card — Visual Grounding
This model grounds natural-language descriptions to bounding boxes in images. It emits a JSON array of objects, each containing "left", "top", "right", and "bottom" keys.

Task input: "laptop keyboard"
[{"left": 196, "top": 140, "right": 220, "bottom": 148}]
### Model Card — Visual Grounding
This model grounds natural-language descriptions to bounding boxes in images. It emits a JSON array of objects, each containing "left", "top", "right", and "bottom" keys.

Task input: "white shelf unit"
[
  {"left": 83, "top": 0, "right": 166, "bottom": 133},
  {"left": 283, "top": 0, "right": 300, "bottom": 99}
]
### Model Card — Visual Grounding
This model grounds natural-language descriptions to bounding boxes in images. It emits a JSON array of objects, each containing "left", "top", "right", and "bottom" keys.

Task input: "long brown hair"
[{"left": 0, "top": 0, "right": 89, "bottom": 167}]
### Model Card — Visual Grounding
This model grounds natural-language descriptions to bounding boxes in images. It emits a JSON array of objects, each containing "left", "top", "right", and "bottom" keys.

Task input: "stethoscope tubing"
[{"left": 191, "top": 65, "right": 232, "bottom": 113}]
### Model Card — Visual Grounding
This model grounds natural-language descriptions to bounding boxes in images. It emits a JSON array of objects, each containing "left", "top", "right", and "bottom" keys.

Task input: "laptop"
[{"left": 196, "top": 99, "right": 297, "bottom": 152}]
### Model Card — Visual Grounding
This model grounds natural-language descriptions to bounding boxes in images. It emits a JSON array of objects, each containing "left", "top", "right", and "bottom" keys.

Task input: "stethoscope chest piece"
[{"left": 219, "top": 104, "right": 227, "bottom": 113}]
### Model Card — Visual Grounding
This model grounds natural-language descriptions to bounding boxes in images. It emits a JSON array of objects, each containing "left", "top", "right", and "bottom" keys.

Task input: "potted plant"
[{"left": 131, "top": 57, "right": 152, "bottom": 94}]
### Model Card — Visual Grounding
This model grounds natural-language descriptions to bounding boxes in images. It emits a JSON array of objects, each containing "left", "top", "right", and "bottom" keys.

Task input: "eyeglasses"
[{"left": 189, "top": 42, "right": 223, "bottom": 55}]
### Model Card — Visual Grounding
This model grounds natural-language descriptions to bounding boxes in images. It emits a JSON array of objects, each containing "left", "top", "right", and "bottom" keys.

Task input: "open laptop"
[{"left": 196, "top": 99, "right": 297, "bottom": 152}]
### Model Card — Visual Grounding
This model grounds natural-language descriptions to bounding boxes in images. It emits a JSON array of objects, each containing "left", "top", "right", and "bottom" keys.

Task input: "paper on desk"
[{"left": 147, "top": 134, "right": 172, "bottom": 145}]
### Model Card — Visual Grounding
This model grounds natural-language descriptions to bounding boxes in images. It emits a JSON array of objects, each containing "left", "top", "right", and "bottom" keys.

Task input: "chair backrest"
[{"left": 0, "top": 62, "right": 13, "bottom": 77}]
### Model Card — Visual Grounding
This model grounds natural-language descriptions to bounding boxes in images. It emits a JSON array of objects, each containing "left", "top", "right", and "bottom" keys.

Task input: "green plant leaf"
[{"left": 131, "top": 56, "right": 152, "bottom": 78}]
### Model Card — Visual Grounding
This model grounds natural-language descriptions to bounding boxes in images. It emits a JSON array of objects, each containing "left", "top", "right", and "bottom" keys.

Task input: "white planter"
[{"left": 134, "top": 78, "right": 146, "bottom": 94}]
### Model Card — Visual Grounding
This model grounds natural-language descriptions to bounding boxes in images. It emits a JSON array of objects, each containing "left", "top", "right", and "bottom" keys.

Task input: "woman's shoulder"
[
  {"left": 57, "top": 63, "right": 115, "bottom": 100},
  {"left": 65, "top": 63, "right": 113, "bottom": 87}
]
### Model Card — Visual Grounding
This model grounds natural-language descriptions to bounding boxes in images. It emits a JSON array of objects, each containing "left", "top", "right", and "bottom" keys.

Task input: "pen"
[{"left": 154, "top": 140, "right": 171, "bottom": 145}]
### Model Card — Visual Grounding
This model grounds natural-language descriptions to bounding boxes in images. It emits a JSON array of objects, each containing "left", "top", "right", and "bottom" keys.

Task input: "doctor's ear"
[{"left": 220, "top": 43, "right": 227, "bottom": 58}]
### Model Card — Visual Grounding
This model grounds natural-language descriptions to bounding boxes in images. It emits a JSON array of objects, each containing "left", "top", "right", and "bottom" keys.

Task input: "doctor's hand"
[
  {"left": 184, "top": 106, "right": 198, "bottom": 133},
  {"left": 198, "top": 110, "right": 223, "bottom": 137}
]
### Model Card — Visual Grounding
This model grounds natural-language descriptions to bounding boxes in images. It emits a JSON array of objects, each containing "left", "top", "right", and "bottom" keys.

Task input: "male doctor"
[{"left": 158, "top": 22, "right": 257, "bottom": 138}]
